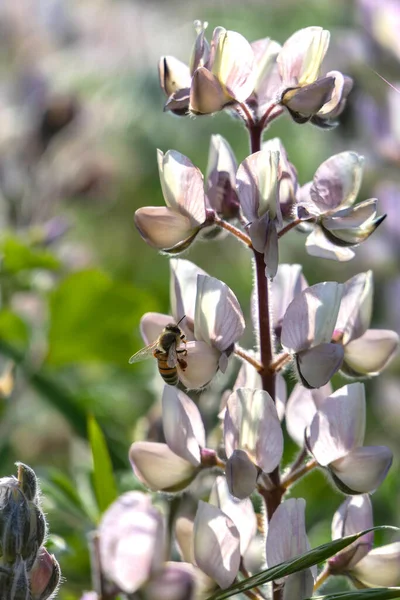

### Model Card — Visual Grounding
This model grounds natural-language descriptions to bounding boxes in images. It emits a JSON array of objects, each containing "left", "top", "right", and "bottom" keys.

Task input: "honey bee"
[{"left": 129, "top": 317, "right": 187, "bottom": 386}]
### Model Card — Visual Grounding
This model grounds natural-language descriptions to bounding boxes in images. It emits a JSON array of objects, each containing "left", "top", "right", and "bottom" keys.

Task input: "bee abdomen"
[{"left": 156, "top": 354, "right": 179, "bottom": 386}]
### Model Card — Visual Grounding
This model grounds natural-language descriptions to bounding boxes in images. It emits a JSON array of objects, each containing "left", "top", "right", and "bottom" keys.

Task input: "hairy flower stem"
[
  {"left": 213, "top": 215, "right": 253, "bottom": 248},
  {"left": 280, "top": 458, "right": 318, "bottom": 491},
  {"left": 249, "top": 123, "right": 283, "bottom": 600},
  {"left": 278, "top": 218, "right": 304, "bottom": 238},
  {"left": 313, "top": 564, "right": 331, "bottom": 592},
  {"left": 234, "top": 346, "right": 264, "bottom": 372}
]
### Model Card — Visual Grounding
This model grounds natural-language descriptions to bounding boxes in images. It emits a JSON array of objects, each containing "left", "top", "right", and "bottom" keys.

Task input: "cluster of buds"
[
  {"left": 82, "top": 20, "right": 400, "bottom": 600},
  {"left": 0, "top": 463, "right": 60, "bottom": 600}
]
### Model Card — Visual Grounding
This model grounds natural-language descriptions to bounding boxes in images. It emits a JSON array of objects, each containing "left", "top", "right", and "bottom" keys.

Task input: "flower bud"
[{"left": 30, "top": 548, "right": 61, "bottom": 600}]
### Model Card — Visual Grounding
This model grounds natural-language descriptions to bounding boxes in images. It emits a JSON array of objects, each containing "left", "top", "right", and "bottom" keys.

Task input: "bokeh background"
[{"left": 0, "top": 0, "right": 399, "bottom": 597}]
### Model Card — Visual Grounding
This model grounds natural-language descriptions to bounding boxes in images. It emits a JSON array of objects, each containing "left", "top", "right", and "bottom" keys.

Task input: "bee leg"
[{"left": 177, "top": 357, "right": 188, "bottom": 371}]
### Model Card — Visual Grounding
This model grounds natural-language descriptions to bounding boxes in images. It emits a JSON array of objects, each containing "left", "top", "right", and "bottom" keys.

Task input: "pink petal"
[
  {"left": 194, "top": 501, "right": 241, "bottom": 589},
  {"left": 157, "top": 150, "right": 206, "bottom": 224},
  {"left": 306, "top": 227, "right": 355, "bottom": 261},
  {"left": 178, "top": 340, "right": 220, "bottom": 389},
  {"left": 329, "top": 495, "right": 373, "bottom": 571},
  {"left": 266, "top": 498, "right": 313, "bottom": 583},
  {"left": 351, "top": 542, "right": 400, "bottom": 587},
  {"left": 134, "top": 206, "right": 197, "bottom": 251},
  {"left": 330, "top": 445, "right": 393, "bottom": 493},
  {"left": 194, "top": 275, "right": 245, "bottom": 352},
  {"left": 309, "top": 383, "right": 366, "bottom": 465},
  {"left": 210, "top": 476, "right": 257, "bottom": 554},
  {"left": 285, "top": 382, "right": 332, "bottom": 446},
  {"left": 129, "top": 442, "right": 197, "bottom": 492},
  {"left": 344, "top": 329, "right": 399, "bottom": 375},
  {"left": 140, "top": 312, "right": 174, "bottom": 345},
  {"left": 99, "top": 492, "right": 164, "bottom": 593},
  {"left": 190, "top": 67, "right": 229, "bottom": 114},
  {"left": 310, "top": 152, "right": 364, "bottom": 213},
  {"left": 295, "top": 343, "right": 344, "bottom": 388},
  {"left": 335, "top": 271, "right": 373, "bottom": 344},
  {"left": 281, "top": 282, "right": 343, "bottom": 352},
  {"left": 162, "top": 386, "right": 205, "bottom": 466}
]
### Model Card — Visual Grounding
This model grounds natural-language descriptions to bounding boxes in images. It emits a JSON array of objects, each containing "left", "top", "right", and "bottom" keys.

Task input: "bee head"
[{"left": 164, "top": 324, "right": 182, "bottom": 335}]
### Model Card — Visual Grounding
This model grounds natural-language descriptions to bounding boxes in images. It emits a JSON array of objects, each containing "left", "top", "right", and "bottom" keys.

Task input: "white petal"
[
  {"left": 266, "top": 498, "right": 312, "bottom": 583},
  {"left": 309, "top": 383, "right": 366, "bottom": 465},
  {"left": 351, "top": 542, "right": 400, "bottom": 587},
  {"left": 224, "top": 388, "right": 283, "bottom": 473},
  {"left": 236, "top": 149, "right": 281, "bottom": 222},
  {"left": 275, "top": 373, "right": 287, "bottom": 421},
  {"left": 344, "top": 329, "right": 399, "bottom": 375},
  {"left": 310, "top": 152, "right": 364, "bottom": 212},
  {"left": 194, "top": 501, "right": 241, "bottom": 589},
  {"left": 296, "top": 343, "right": 344, "bottom": 388},
  {"left": 278, "top": 27, "right": 330, "bottom": 86},
  {"left": 335, "top": 271, "right": 373, "bottom": 344},
  {"left": 190, "top": 67, "right": 230, "bottom": 114},
  {"left": 206, "top": 134, "right": 237, "bottom": 198},
  {"left": 281, "top": 282, "right": 343, "bottom": 351},
  {"left": 330, "top": 495, "right": 373, "bottom": 570},
  {"left": 170, "top": 258, "right": 208, "bottom": 335},
  {"left": 159, "top": 56, "right": 191, "bottom": 96},
  {"left": 330, "top": 445, "right": 393, "bottom": 493},
  {"left": 143, "top": 562, "right": 195, "bottom": 600},
  {"left": 140, "top": 312, "right": 174, "bottom": 345},
  {"left": 209, "top": 476, "right": 257, "bottom": 555},
  {"left": 178, "top": 340, "right": 220, "bottom": 389},
  {"left": 134, "top": 206, "right": 197, "bottom": 250},
  {"left": 194, "top": 275, "right": 245, "bottom": 351},
  {"left": 99, "top": 492, "right": 164, "bottom": 593},
  {"left": 225, "top": 449, "right": 259, "bottom": 500},
  {"left": 211, "top": 29, "right": 256, "bottom": 102},
  {"left": 285, "top": 382, "right": 332, "bottom": 446},
  {"left": 283, "top": 570, "right": 315, "bottom": 600},
  {"left": 157, "top": 150, "right": 206, "bottom": 224},
  {"left": 306, "top": 227, "right": 355, "bottom": 261},
  {"left": 129, "top": 442, "right": 197, "bottom": 492},
  {"left": 162, "top": 386, "right": 205, "bottom": 466},
  {"left": 272, "top": 264, "right": 307, "bottom": 330}
]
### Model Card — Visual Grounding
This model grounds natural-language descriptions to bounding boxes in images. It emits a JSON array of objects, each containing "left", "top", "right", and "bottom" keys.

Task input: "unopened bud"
[
  {"left": 0, "top": 485, "right": 31, "bottom": 563},
  {"left": 17, "top": 463, "right": 38, "bottom": 503},
  {"left": 30, "top": 548, "right": 61, "bottom": 600},
  {"left": 5, "top": 559, "right": 30, "bottom": 600}
]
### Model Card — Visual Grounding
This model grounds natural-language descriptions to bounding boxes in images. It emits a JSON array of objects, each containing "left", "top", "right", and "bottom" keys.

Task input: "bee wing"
[
  {"left": 167, "top": 342, "right": 178, "bottom": 368},
  {"left": 129, "top": 341, "right": 158, "bottom": 364}
]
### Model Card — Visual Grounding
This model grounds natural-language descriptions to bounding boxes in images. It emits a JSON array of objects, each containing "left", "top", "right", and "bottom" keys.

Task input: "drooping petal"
[
  {"left": 178, "top": 340, "right": 220, "bottom": 389},
  {"left": 278, "top": 27, "right": 330, "bottom": 86},
  {"left": 134, "top": 206, "right": 198, "bottom": 251},
  {"left": 264, "top": 221, "right": 279, "bottom": 279},
  {"left": 343, "top": 329, "right": 399, "bottom": 376},
  {"left": 159, "top": 56, "right": 191, "bottom": 96},
  {"left": 285, "top": 382, "right": 332, "bottom": 446},
  {"left": 335, "top": 271, "right": 373, "bottom": 344},
  {"left": 190, "top": 67, "right": 230, "bottom": 114},
  {"left": 225, "top": 449, "right": 259, "bottom": 500},
  {"left": 309, "top": 383, "right": 366, "bottom": 466},
  {"left": 157, "top": 150, "right": 206, "bottom": 224},
  {"left": 194, "top": 501, "right": 241, "bottom": 589},
  {"left": 224, "top": 388, "right": 284, "bottom": 473},
  {"left": 210, "top": 29, "right": 256, "bottom": 102},
  {"left": 206, "top": 134, "right": 238, "bottom": 215},
  {"left": 162, "top": 386, "right": 205, "bottom": 466},
  {"left": 209, "top": 476, "right": 257, "bottom": 555},
  {"left": 142, "top": 562, "right": 195, "bottom": 600},
  {"left": 282, "top": 77, "right": 335, "bottom": 117},
  {"left": 170, "top": 259, "right": 208, "bottom": 332},
  {"left": 99, "top": 492, "right": 164, "bottom": 594},
  {"left": 194, "top": 275, "right": 245, "bottom": 352},
  {"left": 281, "top": 282, "right": 343, "bottom": 352},
  {"left": 236, "top": 148, "right": 281, "bottom": 222},
  {"left": 266, "top": 498, "right": 313, "bottom": 584},
  {"left": 329, "top": 495, "right": 373, "bottom": 572},
  {"left": 140, "top": 312, "right": 174, "bottom": 346},
  {"left": 295, "top": 343, "right": 344, "bottom": 388},
  {"left": 350, "top": 542, "right": 400, "bottom": 587},
  {"left": 330, "top": 445, "right": 393, "bottom": 494},
  {"left": 322, "top": 198, "right": 378, "bottom": 230},
  {"left": 190, "top": 20, "right": 210, "bottom": 73},
  {"left": 129, "top": 442, "right": 198, "bottom": 492},
  {"left": 305, "top": 227, "right": 355, "bottom": 261}
]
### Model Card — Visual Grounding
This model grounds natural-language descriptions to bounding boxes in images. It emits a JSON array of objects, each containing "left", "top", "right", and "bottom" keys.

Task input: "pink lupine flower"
[
  {"left": 335, "top": 271, "right": 399, "bottom": 377},
  {"left": 30, "top": 547, "right": 61, "bottom": 600},
  {"left": 329, "top": 494, "right": 400, "bottom": 587},
  {"left": 134, "top": 150, "right": 209, "bottom": 254},
  {"left": 160, "top": 22, "right": 256, "bottom": 116},
  {"left": 193, "top": 501, "right": 241, "bottom": 589},
  {"left": 205, "top": 134, "right": 239, "bottom": 220},
  {"left": 298, "top": 152, "right": 385, "bottom": 261},
  {"left": 237, "top": 147, "right": 281, "bottom": 277},
  {"left": 280, "top": 281, "right": 345, "bottom": 388},
  {"left": 308, "top": 383, "right": 393, "bottom": 493},
  {"left": 277, "top": 27, "right": 352, "bottom": 127},
  {"left": 224, "top": 388, "right": 283, "bottom": 498},
  {"left": 266, "top": 498, "right": 316, "bottom": 600}
]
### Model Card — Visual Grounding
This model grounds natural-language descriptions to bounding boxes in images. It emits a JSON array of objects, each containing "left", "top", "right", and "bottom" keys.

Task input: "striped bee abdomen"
[{"left": 154, "top": 350, "right": 179, "bottom": 386}]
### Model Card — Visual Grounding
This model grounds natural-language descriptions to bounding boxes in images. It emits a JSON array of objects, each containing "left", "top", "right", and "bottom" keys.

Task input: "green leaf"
[
  {"left": 0, "top": 310, "right": 29, "bottom": 345},
  {"left": 88, "top": 414, "right": 118, "bottom": 515},
  {"left": 207, "top": 527, "right": 399, "bottom": 600},
  {"left": 1, "top": 236, "right": 60, "bottom": 272},
  {"left": 47, "top": 269, "right": 154, "bottom": 366},
  {"left": 311, "top": 590, "right": 400, "bottom": 600}
]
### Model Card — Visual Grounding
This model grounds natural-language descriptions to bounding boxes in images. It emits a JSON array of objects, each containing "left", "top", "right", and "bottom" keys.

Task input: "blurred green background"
[{"left": 0, "top": 0, "right": 399, "bottom": 597}]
